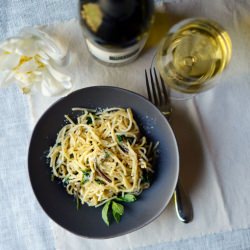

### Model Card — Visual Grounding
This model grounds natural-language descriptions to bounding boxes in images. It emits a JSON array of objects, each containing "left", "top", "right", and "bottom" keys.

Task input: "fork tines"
[{"left": 145, "top": 68, "right": 169, "bottom": 106}]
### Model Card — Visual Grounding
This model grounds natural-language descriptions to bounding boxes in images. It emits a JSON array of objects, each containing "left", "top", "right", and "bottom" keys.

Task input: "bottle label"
[{"left": 85, "top": 37, "right": 148, "bottom": 64}]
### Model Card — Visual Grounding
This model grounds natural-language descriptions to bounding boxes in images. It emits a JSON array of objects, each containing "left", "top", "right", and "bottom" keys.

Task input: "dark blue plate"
[{"left": 28, "top": 86, "right": 179, "bottom": 239}]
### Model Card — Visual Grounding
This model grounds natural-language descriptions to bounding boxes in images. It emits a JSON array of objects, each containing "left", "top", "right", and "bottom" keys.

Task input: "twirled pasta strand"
[{"left": 47, "top": 108, "right": 154, "bottom": 207}]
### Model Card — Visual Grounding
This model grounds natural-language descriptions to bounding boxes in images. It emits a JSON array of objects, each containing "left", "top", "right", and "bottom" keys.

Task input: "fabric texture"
[
  {"left": 0, "top": 85, "right": 54, "bottom": 250},
  {"left": 0, "top": 0, "right": 77, "bottom": 41}
]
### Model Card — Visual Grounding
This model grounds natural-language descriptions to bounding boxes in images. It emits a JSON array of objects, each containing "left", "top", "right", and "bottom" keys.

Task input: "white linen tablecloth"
[{"left": 1, "top": 0, "right": 250, "bottom": 249}]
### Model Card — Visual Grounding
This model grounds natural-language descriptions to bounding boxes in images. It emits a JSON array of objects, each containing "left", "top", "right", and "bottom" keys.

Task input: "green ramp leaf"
[
  {"left": 102, "top": 200, "right": 111, "bottom": 226},
  {"left": 116, "top": 194, "right": 137, "bottom": 203},
  {"left": 112, "top": 201, "right": 124, "bottom": 223}
]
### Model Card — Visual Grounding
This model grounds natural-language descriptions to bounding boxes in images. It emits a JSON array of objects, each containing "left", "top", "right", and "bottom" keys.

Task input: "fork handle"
[{"left": 174, "top": 180, "right": 193, "bottom": 223}]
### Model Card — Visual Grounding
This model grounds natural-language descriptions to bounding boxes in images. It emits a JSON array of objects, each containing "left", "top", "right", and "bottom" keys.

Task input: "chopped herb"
[
  {"left": 57, "top": 142, "right": 61, "bottom": 146},
  {"left": 86, "top": 116, "right": 93, "bottom": 125},
  {"left": 95, "top": 179, "right": 105, "bottom": 185},
  {"left": 141, "top": 170, "right": 152, "bottom": 184},
  {"left": 104, "top": 152, "right": 109, "bottom": 159},
  {"left": 102, "top": 200, "right": 111, "bottom": 226},
  {"left": 116, "top": 194, "right": 137, "bottom": 203},
  {"left": 70, "top": 153, "right": 74, "bottom": 159},
  {"left": 62, "top": 176, "right": 69, "bottom": 186},
  {"left": 112, "top": 201, "right": 124, "bottom": 223},
  {"left": 117, "top": 135, "right": 134, "bottom": 144},
  {"left": 117, "top": 135, "right": 124, "bottom": 142},
  {"left": 82, "top": 170, "right": 91, "bottom": 184}
]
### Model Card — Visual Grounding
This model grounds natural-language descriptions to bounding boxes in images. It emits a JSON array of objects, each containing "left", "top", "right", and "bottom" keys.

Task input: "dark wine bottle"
[{"left": 79, "top": 0, "right": 154, "bottom": 65}]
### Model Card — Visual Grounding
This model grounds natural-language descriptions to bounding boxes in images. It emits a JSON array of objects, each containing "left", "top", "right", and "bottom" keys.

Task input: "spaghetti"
[{"left": 47, "top": 108, "right": 154, "bottom": 207}]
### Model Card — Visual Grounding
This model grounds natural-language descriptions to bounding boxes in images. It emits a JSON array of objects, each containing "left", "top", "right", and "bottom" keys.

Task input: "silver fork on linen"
[{"left": 145, "top": 68, "right": 193, "bottom": 223}]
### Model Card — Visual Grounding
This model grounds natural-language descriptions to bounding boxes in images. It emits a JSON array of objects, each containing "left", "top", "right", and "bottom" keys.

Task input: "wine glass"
[{"left": 155, "top": 18, "right": 232, "bottom": 99}]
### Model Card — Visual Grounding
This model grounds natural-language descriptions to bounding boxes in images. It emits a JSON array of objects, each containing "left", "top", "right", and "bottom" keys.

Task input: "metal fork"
[{"left": 145, "top": 68, "right": 193, "bottom": 223}]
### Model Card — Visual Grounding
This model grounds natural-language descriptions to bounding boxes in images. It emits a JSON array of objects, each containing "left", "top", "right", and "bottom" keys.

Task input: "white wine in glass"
[{"left": 156, "top": 18, "right": 232, "bottom": 94}]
